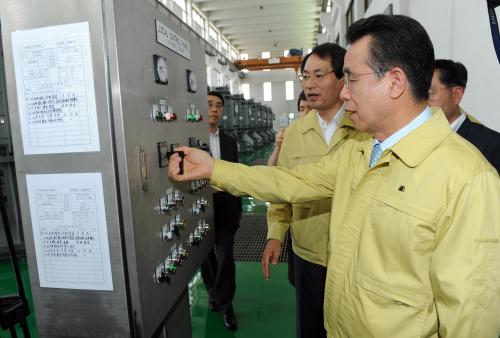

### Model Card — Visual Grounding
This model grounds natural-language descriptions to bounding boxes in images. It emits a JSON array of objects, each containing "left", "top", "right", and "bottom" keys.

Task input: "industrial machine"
[
  {"left": 0, "top": 0, "right": 214, "bottom": 337},
  {"left": 211, "top": 86, "right": 276, "bottom": 155}
]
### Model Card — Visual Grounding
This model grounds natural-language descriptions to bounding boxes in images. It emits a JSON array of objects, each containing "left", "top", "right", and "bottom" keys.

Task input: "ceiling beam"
[
  {"left": 206, "top": 6, "right": 320, "bottom": 21},
  {"left": 231, "top": 35, "right": 315, "bottom": 44},
  {"left": 233, "top": 42, "right": 314, "bottom": 52},
  {"left": 196, "top": 0, "right": 301, "bottom": 11},
  {"left": 215, "top": 14, "right": 318, "bottom": 27},
  {"left": 222, "top": 24, "right": 318, "bottom": 36},
  {"left": 236, "top": 56, "right": 303, "bottom": 71},
  {"left": 226, "top": 30, "right": 316, "bottom": 40}
]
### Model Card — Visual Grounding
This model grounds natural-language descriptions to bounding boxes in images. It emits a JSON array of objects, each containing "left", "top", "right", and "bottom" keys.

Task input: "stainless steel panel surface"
[{"left": 0, "top": 0, "right": 214, "bottom": 336}]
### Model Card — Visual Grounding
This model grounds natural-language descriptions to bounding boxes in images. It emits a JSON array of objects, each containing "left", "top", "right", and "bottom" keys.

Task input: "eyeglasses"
[
  {"left": 297, "top": 70, "right": 335, "bottom": 82},
  {"left": 343, "top": 71, "right": 378, "bottom": 88}
]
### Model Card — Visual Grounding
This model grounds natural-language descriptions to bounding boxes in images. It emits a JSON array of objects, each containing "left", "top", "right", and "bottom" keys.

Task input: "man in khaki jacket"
[
  {"left": 169, "top": 15, "right": 500, "bottom": 337},
  {"left": 262, "top": 43, "right": 367, "bottom": 338}
]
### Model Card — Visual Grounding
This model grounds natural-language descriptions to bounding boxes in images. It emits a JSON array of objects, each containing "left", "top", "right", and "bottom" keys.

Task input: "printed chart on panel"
[
  {"left": 11, "top": 22, "right": 99, "bottom": 155},
  {"left": 26, "top": 173, "right": 112, "bottom": 290}
]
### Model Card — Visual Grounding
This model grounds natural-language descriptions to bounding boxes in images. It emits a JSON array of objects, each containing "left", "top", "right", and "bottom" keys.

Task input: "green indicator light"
[{"left": 167, "top": 263, "right": 176, "bottom": 273}]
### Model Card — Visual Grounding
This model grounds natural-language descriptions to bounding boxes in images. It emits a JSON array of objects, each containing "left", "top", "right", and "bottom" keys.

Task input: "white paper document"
[
  {"left": 26, "top": 173, "right": 113, "bottom": 290},
  {"left": 11, "top": 22, "right": 100, "bottom": 155}
]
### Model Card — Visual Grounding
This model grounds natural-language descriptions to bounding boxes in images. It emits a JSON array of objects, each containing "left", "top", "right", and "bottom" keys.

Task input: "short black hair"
[
  {"left": 346, "top": 14, "right": 434, "bottom": 102},
  {"left": 297, "top": 91, "right": 307, "bottom": 111},
  {"left": 207, "top": 91, "right": 224, "bottom": 106},
  {"left": 300, "top": 43, "right": 346, "bottom": 79},
  {"left": 434, "top": 59, "right": 468, "bottom": 88}
]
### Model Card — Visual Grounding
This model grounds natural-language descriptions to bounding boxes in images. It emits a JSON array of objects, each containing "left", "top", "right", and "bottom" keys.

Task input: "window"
[
  {"left": 208, "top": 26, "right": 219, "bottom": 49},
  {"left": 242, "top": 84, "right": 250, "bottom": 100},
  {"left": 230, "top": 48, "right": 238, "bottom": 61},
  {"left": 206, "top": 68, "right": 211, "bottom": 89},
  {"left": 210, "top": 69, "right": 220, "bottom": 87},
  {"left": 240, "top": 53, "right": 249, "bottom": 60},
  {"left": 173, "top": 0, "right": 187, "bottom": 22},
  {"left": 192, "top": 9, "right": 205, "bottom": 38},
  {"left": 307, "top": 48, "right": 312, "bottom": 54},
  {"left": 263, "top": 82, "right": 272, "bottom": 101},
  {"left": 326, "top": 0, "right": 333, "bottom": 12},
  {"left": 221, "top": 39, "right": 228, "bottom": 56},
  {"left": 261, "top": 51, "right": 270, "bottom": 59},
  {"left": 285, "top": 81, "right": 294, "bottom": 101}
]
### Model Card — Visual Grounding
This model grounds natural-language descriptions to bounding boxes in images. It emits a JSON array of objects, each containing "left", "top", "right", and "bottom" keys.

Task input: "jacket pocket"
[
  {"left": 287, "top": 152, "right": 325, "bottom": 169},
  {"left": 351, "top": 272, "right": 432, "bottom": 338},
  {"left": 369, "top": 191, "right": 437, "bottom": 254}
]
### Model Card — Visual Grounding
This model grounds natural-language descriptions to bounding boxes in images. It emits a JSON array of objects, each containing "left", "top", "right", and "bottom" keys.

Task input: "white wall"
[
  {"left": 321, "top": 0, "right": 500, "bottom": 132},
  {"left": 410, "top": 0, "right": 500, "bottom": 131},
  {"left": 241, "top": 69, "right": 302, "bottom": 130}
]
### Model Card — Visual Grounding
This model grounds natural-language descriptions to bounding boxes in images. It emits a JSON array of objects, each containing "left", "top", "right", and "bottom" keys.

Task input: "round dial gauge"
[
  {"left": 187, "top": 70, "right": 197, "bottom": 93},
  {"left": 154, "top": 55, "right": 168, "bottom": 85}
]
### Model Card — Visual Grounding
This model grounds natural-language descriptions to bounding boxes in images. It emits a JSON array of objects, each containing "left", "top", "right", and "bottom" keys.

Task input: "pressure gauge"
[
  {"left": 186, "top": 69, "right": 197, "bottom": 93},
  {"left": 153, "top": 54, "right": 168, "bottom": 85}
]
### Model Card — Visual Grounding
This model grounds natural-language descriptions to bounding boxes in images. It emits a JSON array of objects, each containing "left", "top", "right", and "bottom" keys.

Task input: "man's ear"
[
  {"left": 452, "top": 86, "right": 465, "bottom": 105},
  {"left": 387, "top": 67, "right": 406, "bottom": 99}
]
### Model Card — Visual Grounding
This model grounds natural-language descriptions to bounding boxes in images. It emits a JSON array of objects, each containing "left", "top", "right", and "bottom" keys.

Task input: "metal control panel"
[{"left": 0, "top": 0, "right": 214, "bottom": 337}]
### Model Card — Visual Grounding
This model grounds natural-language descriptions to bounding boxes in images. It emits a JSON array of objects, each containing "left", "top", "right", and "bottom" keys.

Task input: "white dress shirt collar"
[
  {"left": 449, "top": 111, "right": 466, "bottom": 132},
  {"left": 316, "top": 105, "right": 345, "bottom": 145},
  {"left": 209, "top": 129, "right": 221, "bottom": 160}
]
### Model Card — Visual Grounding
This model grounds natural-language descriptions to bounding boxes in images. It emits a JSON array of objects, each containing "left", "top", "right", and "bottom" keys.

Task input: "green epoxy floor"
[{"left": 190, "top": 263, "right": 295, "bottom": 338}]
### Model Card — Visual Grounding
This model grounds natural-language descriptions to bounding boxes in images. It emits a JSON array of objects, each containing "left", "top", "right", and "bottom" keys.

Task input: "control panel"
[{"left": 0, "top": 1, "right": 216, "bottom": 337}]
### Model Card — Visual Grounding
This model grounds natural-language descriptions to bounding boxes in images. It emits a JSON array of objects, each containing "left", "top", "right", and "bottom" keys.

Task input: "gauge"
[
  {"left": 153, "top": 54, "right": 168, "bottom": 85},
  {"left": 186, "top": 69, "right": 197, "bottom": 93}
]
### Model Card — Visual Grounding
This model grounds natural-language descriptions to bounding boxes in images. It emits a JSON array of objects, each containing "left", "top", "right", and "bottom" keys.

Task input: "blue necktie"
[{"left": 369, "top": 143, "right": 383, "bottom": 168}]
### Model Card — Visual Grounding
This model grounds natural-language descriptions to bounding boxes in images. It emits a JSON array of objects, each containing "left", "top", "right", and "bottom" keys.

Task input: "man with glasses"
[
  {"left": 428, "top": 59, "right": 500, "bottom": 173},
  {"left": 262, "top": 43, "right": 366, "bottom": 338},
  {"left": 170, "top": 15, "right": 500, "bottom": 337}
]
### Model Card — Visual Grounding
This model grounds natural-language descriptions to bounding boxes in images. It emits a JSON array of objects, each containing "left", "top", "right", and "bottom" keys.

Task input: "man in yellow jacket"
[
  {"left": 263, "top": 43, "right": 367, "bottom": 338},
  {"left": 169, "top": 15, "right": 500, "bottom": 337}
]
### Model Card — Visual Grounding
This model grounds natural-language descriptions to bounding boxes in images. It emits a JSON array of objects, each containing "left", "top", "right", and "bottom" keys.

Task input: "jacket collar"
[
  {"left": 299, "top": 108, "right": 354, "bottom": 135},
  {"left": 356, "top": 108, "right": 452, "bottom": 168},
  {"left": 389, "top": 108, "right": 452, "bottom": 167}
]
